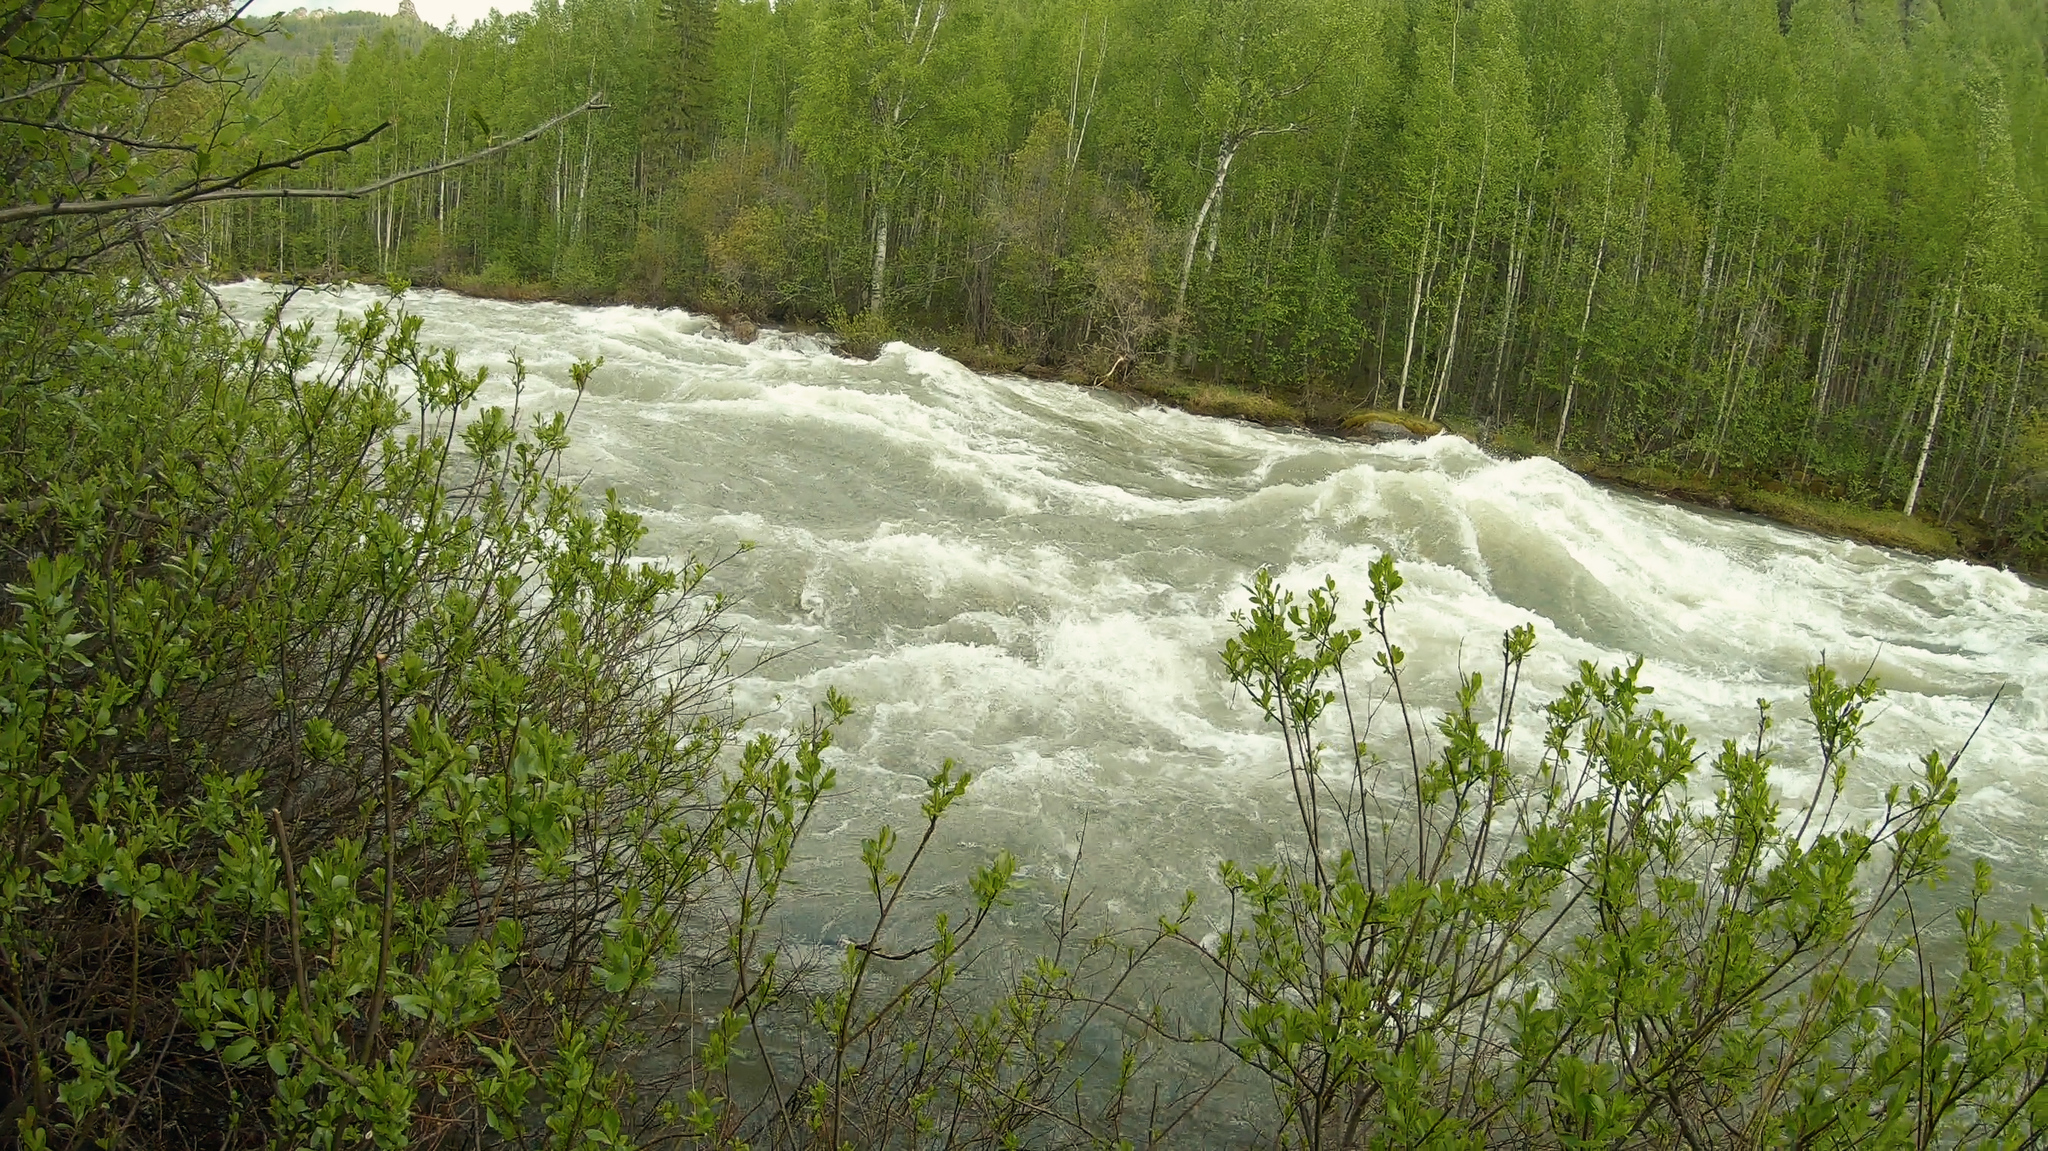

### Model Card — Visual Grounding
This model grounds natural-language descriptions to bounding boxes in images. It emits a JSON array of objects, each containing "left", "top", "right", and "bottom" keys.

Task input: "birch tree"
[
  {"left": 795, "top": 0, "right": 980, "bottom": 321},
  {"left": 1156, "top": 0, "right": 1340, "bottom": 364}
]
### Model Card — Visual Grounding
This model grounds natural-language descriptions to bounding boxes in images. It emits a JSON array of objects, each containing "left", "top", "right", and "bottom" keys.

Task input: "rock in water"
[{"left": 1353, "top": 420, "right": 1422, "bottom": 443}]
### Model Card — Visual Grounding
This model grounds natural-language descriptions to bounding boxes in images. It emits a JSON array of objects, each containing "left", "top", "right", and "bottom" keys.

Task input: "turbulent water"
[{"left": 219, "top": 281, "right": 2048, "bottom": 935}]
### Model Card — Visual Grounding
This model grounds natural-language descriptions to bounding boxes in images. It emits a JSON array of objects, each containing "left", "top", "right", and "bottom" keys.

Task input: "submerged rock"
[{"left": 1352, "top": 419, "right": 1423, "bottom": 443}]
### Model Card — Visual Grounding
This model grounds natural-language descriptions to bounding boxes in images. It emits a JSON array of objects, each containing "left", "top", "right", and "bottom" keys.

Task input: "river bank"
[
  {"left": 234, "top": 270, "right": 2036, "bottom": 577},
  {"left": 931, "top": 338, "right": 2027, "bottom": 574}
]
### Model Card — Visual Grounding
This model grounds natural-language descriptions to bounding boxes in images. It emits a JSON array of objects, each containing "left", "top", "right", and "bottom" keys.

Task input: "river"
[{"left": 218, "top": 281, "right": 2048, "bottom": 939}]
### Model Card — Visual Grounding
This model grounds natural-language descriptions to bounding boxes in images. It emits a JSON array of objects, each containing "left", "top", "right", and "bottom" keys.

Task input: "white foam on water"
[{"left": 216, "top": 281, "right": 2048, "bottom": 918}]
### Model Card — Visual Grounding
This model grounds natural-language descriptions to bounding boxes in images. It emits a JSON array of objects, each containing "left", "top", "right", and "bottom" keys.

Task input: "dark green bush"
[{"left": 0, "top": 278, "right": 818, "bottom": 1147}]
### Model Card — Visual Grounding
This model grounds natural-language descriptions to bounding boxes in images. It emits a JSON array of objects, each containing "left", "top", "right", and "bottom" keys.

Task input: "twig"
[
  {"left": 0, "top": 94, "right": 609, "bottom": 225},
  {"left": 270, "top": 808, "right": 313, "bottom": 1015},
  {"left": 360, "top": 653, "right": 396, "bottom": 1063}
]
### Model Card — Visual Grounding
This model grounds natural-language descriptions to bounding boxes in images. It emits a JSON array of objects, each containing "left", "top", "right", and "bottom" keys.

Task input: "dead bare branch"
[{"left": 0, "top": 93, "right": 608, "bottom": 227}]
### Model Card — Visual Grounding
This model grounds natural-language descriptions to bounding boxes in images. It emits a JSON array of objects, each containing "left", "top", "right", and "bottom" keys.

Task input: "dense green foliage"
[
  {"left": 0, "top": 280, "right": 768, "bottom": 1143},
  {"left": 0, "top": 280, "right": 1136, "bottom": 1149},
  {"left": 237, "top": 7, "right": 435, "bottom": 75},
  {"left": 206, "top": 0, "right": 2048, "bottom": 560}
]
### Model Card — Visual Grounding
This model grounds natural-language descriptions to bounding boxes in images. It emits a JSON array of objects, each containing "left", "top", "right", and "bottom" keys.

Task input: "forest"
[{"left": 209, "top": 0, "right": 2048, "bottom": 567}]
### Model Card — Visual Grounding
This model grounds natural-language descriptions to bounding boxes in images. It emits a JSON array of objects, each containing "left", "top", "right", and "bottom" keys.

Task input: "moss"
[
  {"left": 1573, "top": 458, "right": 1966, "bottom": 559},
  {"left": 1181, "top": 384, "right": 1298, "bottom": 424},
  {"left": 1487, "top": 422, "right": 1547, "bottom": 460},
  {"left": 938, "top": 342, "right": 1031, "bottom": 376},
  {"left": 1340, "top": 409, "right": 1443, "bottom": 437},
  {"left": 1083, "top": 367, "right": 1304, "bottom": 425},
  {"left": 439, "top": 272, "right": 591, "bottom": 303},
  {"left": 829, "top": 309, "right": 893, "bottom": 360},
  {"left": 1734, "top": 489, "right": 1962, "bottom": 556}
]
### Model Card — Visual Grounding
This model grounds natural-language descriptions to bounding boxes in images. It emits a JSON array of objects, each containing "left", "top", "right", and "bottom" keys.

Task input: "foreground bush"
[
  {"left": 0, "top": 279, "right": 821, "bottom": 1146},
  {"left": 0, "top": 281, "right": 1180, "bottom": 1150},
  {"left": 2, "top": 279, "right": 2042, "bottom": 1150},
  {"left": 1207, "top": 560, "right": 2048, "bottom": 1148}
]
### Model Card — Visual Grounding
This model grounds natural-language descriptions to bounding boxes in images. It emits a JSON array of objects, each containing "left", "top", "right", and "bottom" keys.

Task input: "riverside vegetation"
[
  {"left": 194, "top": 0, "right": 2048, "bottom": 570},
  {"left": 6, "top": 0, "right": 2048, "bottom": 1148}
]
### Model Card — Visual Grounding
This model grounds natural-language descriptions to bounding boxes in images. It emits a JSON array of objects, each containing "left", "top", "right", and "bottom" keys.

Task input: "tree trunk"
[
  {"left": 1396, "top": 174, "right": 1440, "bottom": 411},
  {"left": 1066, "top": 13, "right": 1106, "bottom": 183},
  {"left": 1982, "top": 345, "right": 2025, "bottom": 520},
  {"left": 1488, "top": 189, "right": 1529, "bottom": 424},
  {"left": 571, "top": 113, "right": 594, "bottom": 245},
  {"left": 1554, "top": 235, "right": 1606, "bottom": 453},
  {"left": 1317, "top": 103, "right": 1358, "bottom": 273},
  {"left": 1903, "top": 286, "right": 1964, "bottom": 518},
  {"left": 1428, "top": 140, "right": 1489, "bottom": 422},
  {"left": 438, "top": 59, "right": 458, "bottom": 226},
  {"left": 1170, "top": 140, "right": 1236, "bottom": 364},
  {"left": 1883, "top": 296, "right": 1944, "bottom": 478},
  {"left": 1813, "top": 240, "right": 1854, "bottom": 420},
  {"left": 1706, "top": 291, "right": 1770, "bottom": 477},
  {"left": 870, "top": 201, "right": 891, "bottom": 319}
]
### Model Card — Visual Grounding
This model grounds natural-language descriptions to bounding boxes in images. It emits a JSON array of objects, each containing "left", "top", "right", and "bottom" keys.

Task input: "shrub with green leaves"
[
  {"left": 1202, "top": 557, "right": 2048, "bottom": 1149},
  {"left": 0, "top": 277, "right": 861, "bottom": 1149},
  {"left": 0, "top": 279, "right": 1186, "bottom": 1151}
]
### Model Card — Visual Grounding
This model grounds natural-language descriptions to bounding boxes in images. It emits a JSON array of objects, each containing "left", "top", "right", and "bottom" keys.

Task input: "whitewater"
[{"left": 218, "top": 281, "right": 2048, "bottom": 931}]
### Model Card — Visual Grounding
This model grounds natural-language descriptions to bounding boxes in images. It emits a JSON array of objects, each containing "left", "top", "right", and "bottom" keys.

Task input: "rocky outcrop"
[{"left": 1351, "top": 420, "right": 1424, "bottom": 443}]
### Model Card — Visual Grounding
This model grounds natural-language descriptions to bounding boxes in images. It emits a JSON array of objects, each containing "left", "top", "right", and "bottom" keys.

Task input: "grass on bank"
[
  {"left": 1567, "top": 458, "right": 1964, "bottom": 557},
  {"left": 1478, "top": 420, "right": 1970, "bottom": 558},
  {"left": 1737, "top": 486, "right": 1965, "bottom": 555},
  {"left": 1173, "top": 382, "right": 1302, "bottom": 423},
  {"left": 934, "top": 339, "right": 1314, "bottom": 426}
]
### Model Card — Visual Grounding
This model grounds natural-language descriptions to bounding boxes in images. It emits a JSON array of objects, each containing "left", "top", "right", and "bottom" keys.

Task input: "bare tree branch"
[
  {"left": 10, "top": 6, "right": 248, "bottom": 69},
  {"left": 0, "top": 117, "right": 207, "bottom": 152},
  {"left": 0, "top": 93, "right": 609, "bottom": 226},
  {"left": 0, "top": 75, "right": 86, "bottom": 107}
]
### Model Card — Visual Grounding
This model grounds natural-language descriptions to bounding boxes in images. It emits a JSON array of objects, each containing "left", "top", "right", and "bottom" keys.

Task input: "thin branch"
[
  {"left": 0, "top": 74, "right": 86, "bottom": 107},
  {"left": 0, "top": 116, "right": 206, "bottom": 152},
  {"left": 0, "top": 122, "right": 391, "bottom": 224},
  {"left": 0, "top": 93, "right": 608, "bottom": 226}
]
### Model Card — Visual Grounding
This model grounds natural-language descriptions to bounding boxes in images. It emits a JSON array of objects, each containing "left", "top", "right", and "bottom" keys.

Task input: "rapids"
[{"left": 218, "top": 281, "right": 2048, "bottom": 933}]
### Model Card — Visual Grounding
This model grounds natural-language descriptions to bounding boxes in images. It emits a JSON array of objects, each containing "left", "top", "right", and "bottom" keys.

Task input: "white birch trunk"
[
  {"left": 1488, "top": 192, "right": 1529, "bottom": 419},
  {"left": 571, "top": 115, "right": 594, "bottom": 244},
  {"left": 1555, "top": 234, "right": 1608, "bottom": 452},
  {"left": 1427, "top": 141, "right": 1488, "bottom": 422},
  {"left": 870, "top": 201, "right": 891, "bottom": 319},
  {"left": 1903, "top": 287, "right": 1964, "bottom": 518},
  {"left": 1396, "top": 176, "right": 1439, "bottom": 411},
  {"left": 438, "top": 62, "right": 457, "bottom": 225},
  {"left": 1169, "top": 142, "right": 1236, "bottom": 364}
]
